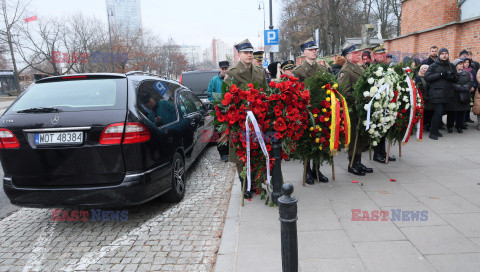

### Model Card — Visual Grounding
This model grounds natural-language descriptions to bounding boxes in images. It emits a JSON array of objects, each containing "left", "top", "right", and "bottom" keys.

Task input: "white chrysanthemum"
[
  {"left": 364, "top": 105, "right": 369, "bottom": 111},
  {"left": 375, "top": 70, "right": 383, "bottom": 77},
  {"left": 380, "top": 117, "right": 385, "bottom": 123},
  {"left": 378, "top": 78, "right": 385, "bottom": 85},
  {"left": 374, "top": 102, "right": 380, "bottom": 108},
  {"left": 363, "top": 91, "right": 370, "bottom": 97},
  {"left": 372, "top": 141, "right": 378, "bottom": 146},
  {"left": 406, "top": 103, "right": 410, "bottom": 109},
  {"left": 367, "top": 78, "right": 375, "bottom": 84},
  {"left": 369, "top": 128, "right": 375, "bottom": 134}
]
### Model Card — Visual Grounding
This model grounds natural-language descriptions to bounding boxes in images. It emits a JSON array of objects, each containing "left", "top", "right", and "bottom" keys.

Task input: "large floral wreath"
[
  {"left": 295, "top": 71, "right": 350, "bottom": 167},
  {"left": 213, "top": 75, "right": 310, "bottom": 191},
  {"left": 353, "top": 64, "right": 401, "bottom": 146}
]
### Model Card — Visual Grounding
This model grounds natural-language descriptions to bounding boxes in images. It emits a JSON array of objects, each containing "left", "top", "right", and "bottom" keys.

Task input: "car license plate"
[{"left": 35, "top": 132, "right": 83, "bottom": 145}]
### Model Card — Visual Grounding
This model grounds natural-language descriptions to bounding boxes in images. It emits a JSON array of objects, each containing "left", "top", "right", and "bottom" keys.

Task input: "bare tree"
[
  {"left": 16, "top": 17, "right": 78, "bottom": 75},
  {"left": 0, "top": 0, "right": 30, "bottom": 90}
]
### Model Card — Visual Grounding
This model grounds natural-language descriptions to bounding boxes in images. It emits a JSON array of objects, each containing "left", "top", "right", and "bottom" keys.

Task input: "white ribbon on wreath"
[{"left": 245, "top": 111, "right": 271, "bottom": 191}]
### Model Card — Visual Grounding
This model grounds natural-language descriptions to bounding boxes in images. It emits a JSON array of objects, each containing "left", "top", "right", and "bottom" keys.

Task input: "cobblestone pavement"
[{"left": 0, "top": 147, "right": 235, "bottom": 271}]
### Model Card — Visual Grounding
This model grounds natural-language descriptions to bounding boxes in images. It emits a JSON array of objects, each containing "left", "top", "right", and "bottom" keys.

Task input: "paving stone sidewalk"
[
  {"left": 215, "top": 119, "right": 480, "bottom": 272},
  {"left": 0, "top": 147, "right": 235, "bottom": 272}
]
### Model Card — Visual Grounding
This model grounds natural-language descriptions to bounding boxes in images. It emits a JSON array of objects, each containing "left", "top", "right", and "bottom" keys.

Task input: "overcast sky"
[{"left": 29, "top": 0, "right": 283, "bottom": 49}]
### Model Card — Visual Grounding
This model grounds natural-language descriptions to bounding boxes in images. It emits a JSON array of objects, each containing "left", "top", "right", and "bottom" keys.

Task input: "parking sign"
[{"left": 264, "top": 29, "right": 279, "bottom": 45}]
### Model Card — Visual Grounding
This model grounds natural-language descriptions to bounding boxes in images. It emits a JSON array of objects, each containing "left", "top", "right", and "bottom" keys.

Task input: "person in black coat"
[
  {"left": 446, "top": 59, "right": 473, "bottom": 133},
  {"left": 421, "top": 46, "right": 439, "bottom": 65},
  {"left": 424, "top": 48, "right": 458, "bottom": 140}
]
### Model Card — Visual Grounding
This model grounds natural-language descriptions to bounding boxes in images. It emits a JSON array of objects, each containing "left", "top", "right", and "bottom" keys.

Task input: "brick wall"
[
  {"left": 385, "top": 0, "right": 480, "bottom": 62},
  {"left": 401, "top": 0, "right": 460, "bottom": 35}
]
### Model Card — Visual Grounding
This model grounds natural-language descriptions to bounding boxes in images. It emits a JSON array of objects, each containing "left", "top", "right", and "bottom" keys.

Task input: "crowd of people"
[{"left": 206, "top": 38, "right": 480, "bottom": 198}]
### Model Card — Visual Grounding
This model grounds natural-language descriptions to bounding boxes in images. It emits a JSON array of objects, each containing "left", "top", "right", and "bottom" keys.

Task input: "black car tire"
[{"left": 164, "top": 152, "right": 186, "bottom": 203}]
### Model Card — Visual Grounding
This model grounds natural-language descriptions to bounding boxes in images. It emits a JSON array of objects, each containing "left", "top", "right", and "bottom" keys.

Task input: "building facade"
[
  {"left": 204, "top": 39, "right": 234, "bottom": 66},
  {"left": 106, "top": 0, "right": 142, "bottom": 33},
  {"left": 180, "top": 45, "right": 202, "bottom": 69},
  {"left": 384, "top": 0, "right": 479, "bottom": 61}
]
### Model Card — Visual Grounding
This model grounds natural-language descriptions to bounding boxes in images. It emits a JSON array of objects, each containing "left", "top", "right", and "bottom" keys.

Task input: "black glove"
[{"left": 440, "top": 71, "right": 449, "bottom": 79}]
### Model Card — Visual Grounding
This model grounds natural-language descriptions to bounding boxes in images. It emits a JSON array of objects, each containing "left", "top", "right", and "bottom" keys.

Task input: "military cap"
[
  {"left": 341, "top": 42, "right": 357, "bottom": 57},
  {"left": 281, "top": 60, "right": 295, "bottom": 70},
  {"left": 235, "top": 39, "right": 254, "bottom": 52},
  {"left": 219, "top": 61, "right": 230, "bottom": 68},
  {"left": 372, "top": 44, "right": 386, "bottom": 53},
  {"left": 253, "top": 51, "right": 264, "bottom": 61},
  {"left": 300, "top": 38, "right": 318, "bottom": 51}
]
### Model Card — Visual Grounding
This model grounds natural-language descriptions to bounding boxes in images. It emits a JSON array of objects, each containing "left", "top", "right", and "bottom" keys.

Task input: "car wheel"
[{"left": 164, "top": 152, "right": 186, "bottom": 203}]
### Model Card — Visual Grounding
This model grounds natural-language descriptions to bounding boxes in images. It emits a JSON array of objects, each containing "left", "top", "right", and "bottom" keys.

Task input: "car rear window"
[
  {"left": 9, "top": 79, "right": 126, "bottom": 113},
  {"left": 181, "top": 71, "right": 218, "bottom": 95}
]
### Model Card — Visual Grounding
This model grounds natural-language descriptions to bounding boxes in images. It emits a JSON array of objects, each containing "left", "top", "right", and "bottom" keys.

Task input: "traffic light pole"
[{"left": 269, "top": 0, "right": 274, "bottom": 62}]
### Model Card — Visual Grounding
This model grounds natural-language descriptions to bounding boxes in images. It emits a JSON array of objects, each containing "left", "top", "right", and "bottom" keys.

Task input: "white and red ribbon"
[{"left": 245, "top": 111, "right": 271, "bottom": 191}]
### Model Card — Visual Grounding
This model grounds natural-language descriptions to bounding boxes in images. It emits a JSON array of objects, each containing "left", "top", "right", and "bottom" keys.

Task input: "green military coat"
[
  {"left": 337, "top": 60, "right": 366, "bottom": 155},
  {"left": 224, "top": 61, "right": 267, "bottom": 167},
  {"left": 292, "top": 60, "right": 326, "bottom": 82},
  {"left": 224, "top": 61, "right": 267, "bottom": 87}
]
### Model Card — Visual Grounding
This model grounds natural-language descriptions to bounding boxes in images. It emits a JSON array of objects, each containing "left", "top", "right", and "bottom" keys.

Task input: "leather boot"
[
  {"left": 305, "top": 161, "right": 314, "bottom": 185},
  {"left": 357, "top": 154, "right": 373, "bottom": 173},
  {"left": 313, "top": 164, "right": 329, "bottom": 183},
  {"left": 348, "top": 156, "right": 366, "bottom": 176}
]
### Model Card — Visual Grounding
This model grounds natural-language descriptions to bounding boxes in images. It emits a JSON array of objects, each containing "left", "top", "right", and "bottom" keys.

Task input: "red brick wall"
[
  {"left": 384, "top": 20, "right": 480, "bottom": 62},
  {"left": 401, "top": 0, "right": 460, "bottom": 35}
]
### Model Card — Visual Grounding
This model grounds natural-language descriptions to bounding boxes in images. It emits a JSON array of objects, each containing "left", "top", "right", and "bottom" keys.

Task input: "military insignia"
[
  {"left": 339, "top": 73, "right": 344, "bottom": 78},
  {"left": 224, "top": 74, "right": 229, "bottom": 80}
]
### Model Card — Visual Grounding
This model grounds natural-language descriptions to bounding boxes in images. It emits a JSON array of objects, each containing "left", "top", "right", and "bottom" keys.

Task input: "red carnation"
[
  {"left": 274, "top": 117, "right": 287, "bottom": 131},
  {"left": 312, "top": 108, "right": 320, "bottom": 114}
]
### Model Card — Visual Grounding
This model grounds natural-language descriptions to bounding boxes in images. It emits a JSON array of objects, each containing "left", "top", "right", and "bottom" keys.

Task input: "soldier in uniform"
[
  {"left": 224, "top": 39, "right": 267, "bottom": 199},
  {"left": 292, "top": 38, "right": 329, "bottom": 184},
  {"left": 337, "top": 43, "right": 374, "bottom": 176},
  {"left": 281, "top": 60, "right": 296, "bottom": 77},
  {"left": 253, "top": 51, "right": 264, "bottom": 67}
]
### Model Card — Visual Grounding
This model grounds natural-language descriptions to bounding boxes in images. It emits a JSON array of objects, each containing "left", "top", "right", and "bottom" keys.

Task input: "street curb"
[{"left": 214, "top": 171, "right": 242, "bottom": 272}]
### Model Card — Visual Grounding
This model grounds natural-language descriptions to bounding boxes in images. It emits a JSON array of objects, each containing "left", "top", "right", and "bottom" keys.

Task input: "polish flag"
[{"left": 23, "top": 15, "right": 37, "bottom": 23}]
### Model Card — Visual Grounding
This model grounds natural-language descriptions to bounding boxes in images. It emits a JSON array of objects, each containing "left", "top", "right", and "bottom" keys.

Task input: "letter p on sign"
[{"left": 264, "top": 29, "right": 279, "bottom": 45}]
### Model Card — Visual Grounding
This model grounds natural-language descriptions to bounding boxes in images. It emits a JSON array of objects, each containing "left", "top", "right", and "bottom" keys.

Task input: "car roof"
[
  {"left": 181, "top": 69, "right": 218, "bottom": 75},
  {"left": 35, "top": 72, "right": 182, "bottom": 87}
]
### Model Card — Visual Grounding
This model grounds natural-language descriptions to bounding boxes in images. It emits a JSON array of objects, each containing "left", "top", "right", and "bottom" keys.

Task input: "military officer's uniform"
[
  {"left": 292, "top": 39, "right": 326, "bottom": 82},
  {"left": 292, "top": 38, "right": 329, "bottom": 184},
  {"left": 337, "top": 43, "right": 373, "bottom": 176},
  {"left": 224, "top": 39, "right": 267, "bottom": 198}
]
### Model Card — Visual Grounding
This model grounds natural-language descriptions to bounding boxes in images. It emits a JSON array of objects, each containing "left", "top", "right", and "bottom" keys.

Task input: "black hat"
[
  {"left": 300, "top": 38, "right": 318, "bottom": 51},
  {"left": 219, "top": 61, "right": 230, "bottom": 68},
  {"left": 438, "top": 48, "right": 449, "bottom": 56},
  {"left": 459, "top": 49, "right": 468, "bottom": 56},
  {"left": 281, "top": 60, "right": 295, "bottom": 70},
  {"left": 341, "top": 43, "right": 357, "bottom": 57},
  {"left": 362, "top": 51, "right": 372, "bottom": 59},
  {"left": 268, "top": 61, "right": 281, "bottom": 77},
  {"left": 235, "top": 39, "right": 254, "bottom": 52},
  {"left": 253, "top": 51, "right": 264, "bottom": 61}
]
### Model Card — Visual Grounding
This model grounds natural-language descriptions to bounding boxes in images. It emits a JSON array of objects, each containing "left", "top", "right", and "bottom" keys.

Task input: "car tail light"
[
  {"left": 0, "top": 128, "right": 20, "bottom": 149},
  {"left": 99, "top": 122, "right": 150, "bottom": 145}
]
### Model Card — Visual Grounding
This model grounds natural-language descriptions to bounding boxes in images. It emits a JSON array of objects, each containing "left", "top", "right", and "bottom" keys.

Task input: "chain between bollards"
[
  {"left": 271, "top": 142, "right": 283, "bottom": 205},
  {"left": 278, "top": 183, "right": 298, "bottom": 272}
]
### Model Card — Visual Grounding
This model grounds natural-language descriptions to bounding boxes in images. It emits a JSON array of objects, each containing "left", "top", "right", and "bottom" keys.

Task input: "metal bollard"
[
  {"left": 271, "top": 142, "right": 283, "bottom": 205},
  {"left": 278, "top": 183, "right": 298, "bottom": 272}
]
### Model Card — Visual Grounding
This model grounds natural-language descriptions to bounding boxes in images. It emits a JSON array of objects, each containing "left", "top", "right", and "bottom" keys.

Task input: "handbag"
[
  {"left": 458, "top": 91, "right": 470, "bottom": 104},
  {"left": 473, "top": 90, "right": 480, "bottom": 115}
]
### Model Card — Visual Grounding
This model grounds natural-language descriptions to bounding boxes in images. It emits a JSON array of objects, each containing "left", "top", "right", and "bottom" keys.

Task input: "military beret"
[{"left": 341, "top": 43, "right": 357, "bottom": 57}]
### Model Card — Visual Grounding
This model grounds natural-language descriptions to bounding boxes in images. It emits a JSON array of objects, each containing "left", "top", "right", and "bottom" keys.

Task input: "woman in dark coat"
[
  {"left": 446, "top": 59, "right": 473, "bottom": 133},
  {"left": 416, "top": 64, "right": 433, "bottom": 131},
  {"left": 424, "top": 48, "right": 458, "bottom": 140}
]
